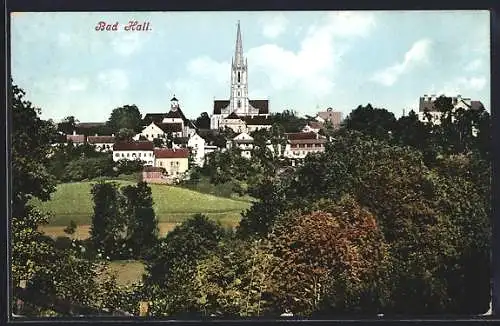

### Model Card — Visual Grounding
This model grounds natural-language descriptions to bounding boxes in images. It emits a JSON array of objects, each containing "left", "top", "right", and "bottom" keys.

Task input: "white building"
[
  {"left": 136, "top": 122, "right": 183, "bottom": 141},
  {"left": 418, "top": 94, "right": 485, "bottom": 125},
  {"left": 87, "top": 135, "right": 115, "bottom": 152},
  {"left": 283, "top": 132, "right": 327, "bottom": 159},
  {"left": 227, "top": 132, "right": 254, "bottom": 159},
  {"left": 112, "top": 141, "right": 155, "bottom": 166},
  {"left": 211, "top": 21, "right": 269, "bottom": 130},
  {"left": 187, "top": 133, "right": 207, "bottom": 167}
]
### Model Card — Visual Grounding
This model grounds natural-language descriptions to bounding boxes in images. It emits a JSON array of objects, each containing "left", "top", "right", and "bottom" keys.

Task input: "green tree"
[
  {"left": 120, "top": 182, "right": 159, "bottom": 259},
  {"left": 343, "top": 104, "right": 397, "bottom": 141},
  {"left": 107, "top": 104, "right": 143, "bottom": 133},
  {"left": 116, "top": 128, "right": 137, "bottom": 142},
  {"left": 194, "top": 112, "right": 211, "bottom": 130},
  {"left": 89, "top": 181, "right": 125, "bottom": 258},
  {"left": 144, "top": 214, "right": 227, "bottom": 315},
  {"left": 57, "top": 115, "right": 79, "bottom": 135}
]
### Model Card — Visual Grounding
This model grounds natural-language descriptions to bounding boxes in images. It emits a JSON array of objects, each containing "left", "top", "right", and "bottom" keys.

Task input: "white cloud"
[
  {"left": 187, "top": 56, "right": 230, "bottom": 84},
  {"left": 433, "top": 76, "right": 487, "bottom": 96},
  {"left": 371, "top": 39, "right": 432, "bottom": 86},
  {"left": 262, "top": 14, "right": 289, "bottom": 39},
  {"left": 165, "top": 12, "right": 376, "bottom": 107},
  {"left": 465, "top": 59, "right": 482, "bottom": 72},
  {"left": 111, "top": 32, "right": 147, "bottom": 56},
  {"left": 97, "top": 69, "right": 129, "bottom": 91}
]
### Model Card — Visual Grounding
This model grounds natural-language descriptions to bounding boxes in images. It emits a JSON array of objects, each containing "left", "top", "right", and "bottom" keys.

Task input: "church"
[{"left": 210, "top": 21, "right": 271, "bottom": 130}]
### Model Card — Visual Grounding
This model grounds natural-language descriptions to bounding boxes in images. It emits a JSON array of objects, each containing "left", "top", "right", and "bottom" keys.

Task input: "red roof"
[
  {"left": 66, "top": 134, "right": 86, "bottom": 143},
  {"left": 285, "top": 132, "right": 318, "bottom": 140},
  {"left": 154, "top": 148, "right": 190, "bottom": 159},
  {"left": 113, "top": 141, "right": 154, "bottom": 151}
]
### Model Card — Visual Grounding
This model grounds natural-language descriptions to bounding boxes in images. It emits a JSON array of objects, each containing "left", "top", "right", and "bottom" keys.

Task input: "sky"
[{"left": 11, "top": 11, "right": 490, "bottom": 122}]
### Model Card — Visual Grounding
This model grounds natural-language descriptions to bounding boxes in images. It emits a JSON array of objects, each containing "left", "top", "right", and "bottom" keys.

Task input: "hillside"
[{"left": 30, "top": 180, "right": 252, "bottom": 227}]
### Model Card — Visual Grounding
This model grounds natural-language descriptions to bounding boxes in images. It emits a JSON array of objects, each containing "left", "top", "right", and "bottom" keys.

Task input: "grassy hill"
[{"left": 30, "top": 180, "right": 252, "bottom": 228}]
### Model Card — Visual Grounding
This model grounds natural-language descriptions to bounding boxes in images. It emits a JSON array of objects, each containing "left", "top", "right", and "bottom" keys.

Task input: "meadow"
[{"left": 32, "top": 180, "right": 253, "bottom": 239}]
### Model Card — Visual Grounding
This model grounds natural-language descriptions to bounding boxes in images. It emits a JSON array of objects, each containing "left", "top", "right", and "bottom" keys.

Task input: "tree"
[
  {"left": 269, "top": 110, "right": 307, "bottom": 133},
  {"left": 89, "top": 181, "right": 125, "bottom": 258},
  {"left": 343, "top": 104, "right": 397, "bottom": 141},
  {"left": 106, "top": 104, "right": 143, "bottom": 133},
  {"left": 11, "top": 81, "right": 104, "bottom": 316},
  {"left": 194, "top": 112, "right": 211, "bottom": 130},
  {"left": 120, "top": 182, "right": 159, "bottom": 259},
  {"left": 144, "top": 214, "right": 227, "bottom": 315},
  {"left": 57, "top": 115, "right": 79, "bottom": 135},
  {"left": 267, "top": 196, "right": 390, "bottom": 316},
  {"left": 116, "top": 128, "right": 137, "bottom": 142}
]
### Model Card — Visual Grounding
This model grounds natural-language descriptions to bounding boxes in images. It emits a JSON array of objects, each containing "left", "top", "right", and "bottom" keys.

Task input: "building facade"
[
  {"left": 211, "top": 21, "right": 270, "bottom": 130},
  {"left": 418, "top": 94, "right": 485, "bottom": 125},
  {"left": 113, "top": 141, "right": 155, "bottom": 166},
  {"left": 154, "top": 148, "right": 190, "bottom": 177}
]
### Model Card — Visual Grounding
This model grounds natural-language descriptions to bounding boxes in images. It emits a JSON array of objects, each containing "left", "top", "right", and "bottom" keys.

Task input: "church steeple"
[
  {"left": 229, "top": 20, "right": 249, "bottom": 115},
  {"left": 234, "top": 20, "right": 244, "bottom": 67}
]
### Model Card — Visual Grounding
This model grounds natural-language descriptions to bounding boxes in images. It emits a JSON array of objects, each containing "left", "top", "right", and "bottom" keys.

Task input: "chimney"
[
  {"left": 73, "top": 130, "right": 77, "bottom": 136},
  {"left": 423, "top": 94, "right": 428, "bottom": 101},
  {"left": 431, "top": 94, "right": 436, "bottom": 101},
  {"left": 95, "top": 133, "right": 98, "bottom": 137},
  {"left": 111, "top": 133, "right": 115, "bottom": 137}
]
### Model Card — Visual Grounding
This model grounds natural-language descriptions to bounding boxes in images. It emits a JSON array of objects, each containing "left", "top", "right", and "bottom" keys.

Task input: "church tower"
[{"left": 229, "top": 21, "right": 250, "bottom": 115}]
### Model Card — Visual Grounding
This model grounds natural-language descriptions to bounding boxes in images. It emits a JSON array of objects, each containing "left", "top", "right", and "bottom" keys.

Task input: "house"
[
  {"left": 302, "top": 121, "right": 324, "bottom": 134},
  {"left": 418, "top": 94, "right": 485, "bottom": 126},
  {"left": 142, "top": 166, "right": 167, "bottom": 184},
  {"left": 154, "top": 148, "right": 190, "bottom": 178},
  {"left": 243, "top": 115, "right": 273, "bottom": 133},
  {"left": 87, "top": 135, "right": 115, "bottom": 152},
  {"left": 227, "top": 132, "right": 254, "bottom": 159},
  {"left": 211, "top": 21, "right": 269, "bottom": 130},
  {"left": 220, "top": 112, "right": 248, "bottom": 134},
  {"left": 137, "top": 122, "right": 183, "bottom": 141},
  {"left": 141, "top": 96, "right": 197, "bottom": 138},
  {"left": 113, "top": 141, "right": 155, "bottom": 166},
  {"left": 66, "top": 131, "right": 86, "bottom": 146},
  {"left": 284, "top": 132, "right": 327, "bottom": 159},
  {"left": 187, "top": 133, "right": 207, "bottom": 167},
  {"left": 315, "top": 108, "right": 342, "bottom": 129}
]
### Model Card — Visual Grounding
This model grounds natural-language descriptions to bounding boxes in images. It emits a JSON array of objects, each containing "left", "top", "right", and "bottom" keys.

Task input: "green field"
[{"left": 30, "top": 180, "right": 253, "bottom": 227}]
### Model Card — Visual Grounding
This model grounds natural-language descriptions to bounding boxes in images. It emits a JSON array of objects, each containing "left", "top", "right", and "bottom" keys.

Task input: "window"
[
  {"left": 237, "top": 91, "right": 240, "bottom": 96},
  {"left": 139, "top": 153, "right": 141, "bottom": 157},
  {"left": 159, "top": 161, "right": 162, "bottom": 166},
  {"left": 176, "top": 161, "right": 179, "bottom": 166},
  {"left": 115, "top": 153, "right": 119, "bottom": 157},
  {"left": 237, "top": 100, "right": 241, "bottom": 108},
  {"left": 121, "top": 153, "right": 124, "bottom": 157},
  {"left": 237, "top": 72, "right": 241, "bottom": 83},
  {"left": 127, "top": 153, "right": 130, "bottom": 157}
]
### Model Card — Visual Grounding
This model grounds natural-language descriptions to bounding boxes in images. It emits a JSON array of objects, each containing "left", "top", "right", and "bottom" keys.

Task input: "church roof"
[
  {"left": 171, "top": 96, "right": 178, "bottom": 102},
  {"left": 249, "top": 100, "right": 269, "bottom": 114},
  {"left": 213, "top": 100, "right": 230, "bottom": 114},
  {"left": 143, "top": 113, "right": 166, "bottom": 125}
]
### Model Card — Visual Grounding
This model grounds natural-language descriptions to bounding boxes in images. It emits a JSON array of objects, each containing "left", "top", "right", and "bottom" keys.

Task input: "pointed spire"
[{"left": 234, "top": 20, "right": 244, "bottom": 66}]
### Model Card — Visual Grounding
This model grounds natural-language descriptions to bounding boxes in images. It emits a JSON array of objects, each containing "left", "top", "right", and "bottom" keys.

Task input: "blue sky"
[{"left": 11, "top": 11, "right": 490, "bottom": 122}]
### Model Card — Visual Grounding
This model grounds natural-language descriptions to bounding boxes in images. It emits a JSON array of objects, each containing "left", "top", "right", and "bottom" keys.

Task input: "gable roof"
[
  {"left": 87, "top": 135, "right": 115, "bottom": 144},
  {"left": 306, "top": 121, "right": 324, "bottom": 129},
  {"left": 157, "top": 123, "right": 183, "bottom": 133},
  {"left": 249, "top": 100, "right": 269, "bottom": 114},
  {"left": 243, "top": 115, "right": 272, "bottom": 125},
  {"left": 213, "top": 100, "right": 230, "bottom": 114},
  {"left": 113, "top": 141, "right": 154, "bottom": 151},
  {"left": 154, "top": 148, "right": 190, "bottom": 159},
  {"left": 233, "top": 132, "right": 253, "bottom": 141},
  {"left": 225, "top": 112, "right": 241, "bottom": 119},
  {"left": 66, "top": 134, "right": 86, "bottom": 143},
  {"left": 285, "top": 132, "right": 318, "bottom": 141},
  {"left": 143, "top": 113, "right": 166, "bottom": 125},
  {"left": 317, "top": 109, "right": 341, "bottom": 123}
]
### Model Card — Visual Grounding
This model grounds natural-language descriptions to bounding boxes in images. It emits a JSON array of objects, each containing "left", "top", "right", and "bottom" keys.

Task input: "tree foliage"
[{"left": 107, "top": 105, "right": 143, "bottom": 133}]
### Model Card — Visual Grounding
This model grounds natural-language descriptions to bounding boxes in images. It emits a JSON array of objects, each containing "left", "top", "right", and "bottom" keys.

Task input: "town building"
[
  {"left": 284, "top": 132, "right": 327, "bottom": 159},
  {"left": 66, "top": 131, "right": 86, "bottom": 146},
  {"left": 153, "top": 148, "right": 189, "bottom": 178},
  {"left": 315, "top": 108, "right": 342, "bottom": 129},
  {"left": 112, "top": 141, "right": 155, "bottom": 166},
  {"left": 211, "top": 21, "right": 270, "bottom": 130},
  {"left": 418, "top": 94, "right": 485, "bottom": 125},
  {"left": 226, "top": 132, "right": 254, "bottom": 159},
  {"left": 87, "top": 135, "right": 115, "bottom": 152},
  {"left": 302, "top": 121, "right": 324, "bottom": 134},
  {"left": 187, "top": 133, "right": 208, "bottom": 167},
  {"left": 141, "top": 96, "right": 197, "bottom": 138}
]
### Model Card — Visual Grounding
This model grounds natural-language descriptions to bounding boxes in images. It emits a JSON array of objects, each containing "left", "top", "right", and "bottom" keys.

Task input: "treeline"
[{"left": 11, "top": 77, "right": 492, "bottom": 317}]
